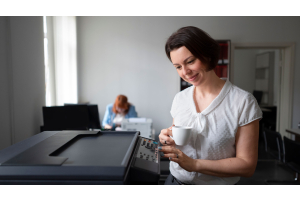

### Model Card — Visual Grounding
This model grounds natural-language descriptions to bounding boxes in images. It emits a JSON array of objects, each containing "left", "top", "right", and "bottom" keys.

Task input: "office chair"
[
  {"left": 253, "top": 90, "right": 263, "bottom": 105},
  {"left": 283, "top": 136, "right": 300, "bottom": 181},
  {"left": 262, "top": 128, "right": 287, "bottom": 184},
  {"left": 263, "top": 128, "right": 284, "bottom": 162},
  {"left": 264, "top": 135, "right": 300, "bottom": 185}
]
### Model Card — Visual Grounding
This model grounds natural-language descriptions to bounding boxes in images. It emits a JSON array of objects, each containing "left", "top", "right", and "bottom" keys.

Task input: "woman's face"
[
  {"left": 170, "top": 46, "right": 208, "bottom": 87},
  {"left": 116, "top": 107, "right": 125, "bottom": 114}
]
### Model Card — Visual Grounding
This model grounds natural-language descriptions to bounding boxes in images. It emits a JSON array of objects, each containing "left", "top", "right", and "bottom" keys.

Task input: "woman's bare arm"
[{"left": 194, "top": 120, "right": 259, "bottom": 177}]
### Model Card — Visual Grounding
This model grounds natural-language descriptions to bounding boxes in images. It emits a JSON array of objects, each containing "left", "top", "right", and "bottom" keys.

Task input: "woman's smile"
[{"left": 187, "top": 73, "right": 199, "bottom": 82}]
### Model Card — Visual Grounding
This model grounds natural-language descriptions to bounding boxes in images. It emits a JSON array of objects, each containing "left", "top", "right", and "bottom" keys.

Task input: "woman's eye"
[
  {"left": 187, "top": 60, "right": 195, "bottom": 64},
  {"left": 176, "top": 66, "right": 181, "bottom": 69}
]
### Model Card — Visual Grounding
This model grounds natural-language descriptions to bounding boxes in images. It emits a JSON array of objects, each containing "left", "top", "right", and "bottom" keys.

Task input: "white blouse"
[
  {"left": 113, "top": 113, "right": 125, "bottom": 125},
  {"left": 170, "top": 79, "right": 263, "bottom": 185}
]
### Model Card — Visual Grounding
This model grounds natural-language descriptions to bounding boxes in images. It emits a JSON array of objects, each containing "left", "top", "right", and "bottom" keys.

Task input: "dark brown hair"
[
  {"left": 113, "top": 95, "right": 130, "bottom": 114},
  {"left": 165, "top": 26, "right": 220, "bottom": 71}
]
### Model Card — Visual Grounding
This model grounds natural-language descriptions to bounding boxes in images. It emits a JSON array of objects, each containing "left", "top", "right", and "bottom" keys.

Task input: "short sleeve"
[
  {"left": 238, "top": 93, "right": 263, "bottom": 127},
  {"left": 170, "top": 93, "right": 178, "bottom": 118}
]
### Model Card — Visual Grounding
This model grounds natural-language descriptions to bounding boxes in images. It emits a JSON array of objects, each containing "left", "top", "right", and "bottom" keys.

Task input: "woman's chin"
[
  {"left": 182, "top": 77, "right": 201, "bottom": 86},
  {"left": 190, "top": 79, "right": 201, "bottom": 86}
]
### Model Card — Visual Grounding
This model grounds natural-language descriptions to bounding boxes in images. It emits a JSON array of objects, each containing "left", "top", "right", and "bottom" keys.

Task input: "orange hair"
[{"left": 112, "top": 95, "right": 130, "bottom": 114}]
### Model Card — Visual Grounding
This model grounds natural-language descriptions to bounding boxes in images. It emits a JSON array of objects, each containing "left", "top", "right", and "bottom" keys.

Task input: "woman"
[
  {"left": 159, "top": 26, "right": 262, "bottom": 185},
  {"left": 102, "top": 95, "right": 137, "bottom": 129}
]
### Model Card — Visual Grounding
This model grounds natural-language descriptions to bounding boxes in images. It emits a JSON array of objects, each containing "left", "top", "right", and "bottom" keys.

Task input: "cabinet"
[
  {"left": 255, "top": 52, "right": 275, "bottom": 105},
  {"left": 180, "top": 40, "right": 231, "bottom": 91}
]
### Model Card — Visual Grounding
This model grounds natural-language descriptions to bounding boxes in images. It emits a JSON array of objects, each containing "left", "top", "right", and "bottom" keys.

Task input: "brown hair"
[
  {"left": 112, "top": 95, "right": 130, "bottom": 114},
  {"left": 165, "top": 26, "right": 220, "bottom": 71}
]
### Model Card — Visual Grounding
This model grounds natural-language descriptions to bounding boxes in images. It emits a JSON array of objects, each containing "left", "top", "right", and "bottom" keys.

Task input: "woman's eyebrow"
[{"left": 172, "top": 56, "right": 194, "bottom": 65}]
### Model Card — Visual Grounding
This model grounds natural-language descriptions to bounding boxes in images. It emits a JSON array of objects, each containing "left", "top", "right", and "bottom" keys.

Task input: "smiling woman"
[{"left": 159, "top": 26, "right": 263, "bottom": 185}]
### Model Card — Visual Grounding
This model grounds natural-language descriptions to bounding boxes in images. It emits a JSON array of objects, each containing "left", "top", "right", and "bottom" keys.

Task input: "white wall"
[
  {"left": 77, "top": 16, "right": 300, "bottom": 133},
  {"left": 257, "top": 49, "right": 280, "bottom": 106},
  {"left": 0, "top": 17, "right": 45, "bottom": 150},
  {"left": 0, "top": 17, "right": 11, "bottom": 149},
  {"left": 77, "top": 17, "right": 179, "bottom": 133},
  {"left": 233, "top": 49, "right": 257, "bottom": 94}
]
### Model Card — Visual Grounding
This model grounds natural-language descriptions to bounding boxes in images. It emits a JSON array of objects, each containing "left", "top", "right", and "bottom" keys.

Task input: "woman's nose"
[{"left": 182, "top": 66, "right": 191, "bottom": 75}]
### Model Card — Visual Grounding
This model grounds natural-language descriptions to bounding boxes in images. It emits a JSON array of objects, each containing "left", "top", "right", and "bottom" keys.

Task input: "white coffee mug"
[{"left": 170, "top": 126, "right": 192, "bottom": 146}]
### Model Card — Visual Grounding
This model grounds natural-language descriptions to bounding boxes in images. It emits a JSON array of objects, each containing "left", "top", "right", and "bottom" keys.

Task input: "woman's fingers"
[
  {"left": 104, "top": 124, "right": 112, "bottom": 129},
  {"left": 169, "top": 154, "right": 179, "bottom": 162},
  {"left": 159, "top": 146, "right": 181, "bottom": 162},
  {"left": 159, "top": 145, "right": 180, "bottom": 154},
  {"left": 158, "top": 145, "right": 195, "bottom": 172},
  {"left": 159, "top": 128, "right": 175, "bottom": 145},
  {"left": 161, "top": 152, "right": 178, "bottom": 158},
  {"left": 160, "top": 128, "right": 172, "bottom": 136},
  {"left": 159, "top": 136, "right": 175, "bottom": 145},
  {"left": 167, "top": 126, "right": 173, "bottom": 136},
  {"left": 160, "top": 138, "right": 175, "bottom": 145}
]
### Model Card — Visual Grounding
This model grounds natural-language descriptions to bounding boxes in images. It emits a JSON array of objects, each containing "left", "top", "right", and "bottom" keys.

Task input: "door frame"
[{"left": 231, "top": 43, "right": 295, "bottom": 138}]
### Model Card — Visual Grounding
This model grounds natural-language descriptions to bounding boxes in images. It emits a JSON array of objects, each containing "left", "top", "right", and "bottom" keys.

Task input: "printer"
[
  {"left": 0, "top": 130, "right": 160, "bottom": 185},
  {"left": 121, "top": 118, "right": 153, "bottom": 139}
]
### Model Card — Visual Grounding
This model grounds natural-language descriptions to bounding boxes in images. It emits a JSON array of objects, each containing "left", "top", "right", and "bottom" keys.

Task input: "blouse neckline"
[{"left": 190, "top": 79, "right": 232, "bottom": 116}]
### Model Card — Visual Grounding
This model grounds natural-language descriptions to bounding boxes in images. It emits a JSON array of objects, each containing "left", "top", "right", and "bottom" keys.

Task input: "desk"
[
  {"left": 286, "top": 128, "right": 300, "bottom": 142},
  {"left": 237, "top": 160, "right": 297, "bottom": 185},
  {"left": 260, "top": 108, "right": 272, "bottom": 112}
]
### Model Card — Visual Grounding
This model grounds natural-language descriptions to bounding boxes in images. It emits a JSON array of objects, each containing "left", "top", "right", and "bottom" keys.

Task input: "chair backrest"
[
  {"left": 263, "top": 128, "right": 284, "bottom": 161},
  {"left": 253, "top": 90, "right": 263, "bottom": 105},
  {"left": 283, "top": 136, "right": 300, "bottom": 165}
]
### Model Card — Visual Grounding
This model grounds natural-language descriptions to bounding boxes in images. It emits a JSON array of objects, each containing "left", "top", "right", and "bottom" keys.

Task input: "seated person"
[{"left": 102, "top": 95, "right": 137, "bottom": 129}]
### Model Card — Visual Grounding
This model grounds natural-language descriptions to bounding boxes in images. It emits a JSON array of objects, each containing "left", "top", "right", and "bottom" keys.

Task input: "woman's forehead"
[{"left": 170, "top": 46, "right": 193, "bottom": 64}]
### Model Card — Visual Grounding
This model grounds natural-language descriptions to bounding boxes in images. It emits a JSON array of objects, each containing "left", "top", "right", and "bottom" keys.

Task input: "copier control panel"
[
  {"left": 130, "top": 136, "right": 160, "bottom": 184},
  {"left": 135, "top": 138, "right": 159, "bottom": 163}
]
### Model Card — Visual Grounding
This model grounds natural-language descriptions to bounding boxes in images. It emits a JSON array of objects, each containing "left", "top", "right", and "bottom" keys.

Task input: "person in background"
[
  {"left": 102, "top": 95, "right": 137, "bottom": 129},
  {"left": 159, "top": 26, "right": 262, "bottom": 185}
]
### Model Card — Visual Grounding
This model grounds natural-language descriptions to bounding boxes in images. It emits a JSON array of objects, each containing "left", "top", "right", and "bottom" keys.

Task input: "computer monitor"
[
  {"left": 64, "top": 104, "right": 101, "bottom": 130},
  {"left": 43, "top": 105, "right": 90, "bottom": 131},
  {"left": 87, "top": 105, "right": 101, "bottom": 129},
  {"left": 42, "top": 106, "right": 66, "bottom": 131}
]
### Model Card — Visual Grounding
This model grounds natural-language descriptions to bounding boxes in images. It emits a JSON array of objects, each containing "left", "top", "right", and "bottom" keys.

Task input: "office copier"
[{"left": 0, "top": 131, "right": 160, "bottom": 184}]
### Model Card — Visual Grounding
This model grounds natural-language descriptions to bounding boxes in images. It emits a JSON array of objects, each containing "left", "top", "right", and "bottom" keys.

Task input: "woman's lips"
[{"left": 188, "top": 74, "right": 198, "bottom": 81}]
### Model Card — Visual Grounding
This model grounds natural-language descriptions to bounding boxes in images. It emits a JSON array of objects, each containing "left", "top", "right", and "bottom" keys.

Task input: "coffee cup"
[{"left": 170, "top": 126, "right": 192, "bottom": 146}]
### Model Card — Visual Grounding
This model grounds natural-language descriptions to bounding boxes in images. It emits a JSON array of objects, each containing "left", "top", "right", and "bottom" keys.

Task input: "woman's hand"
[
  {"left": 104, "top": 124, "right": 112, "bottom": 129},
  {"left": 159, "top": 125, "right": 175, "bottom": 146},
  {"left": 159, "top": 145, "right": 196, "bottom": 172}
]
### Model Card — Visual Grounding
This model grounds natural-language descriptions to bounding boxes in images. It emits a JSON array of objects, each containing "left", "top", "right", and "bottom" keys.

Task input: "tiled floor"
[{"left": 159, "top": 140, "right": 300, "bottom": 185}]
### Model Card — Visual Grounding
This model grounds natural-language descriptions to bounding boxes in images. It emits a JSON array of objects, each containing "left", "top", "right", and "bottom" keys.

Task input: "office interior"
[{"left": 1, "top": 16, "right": 300, "bottom": 185}]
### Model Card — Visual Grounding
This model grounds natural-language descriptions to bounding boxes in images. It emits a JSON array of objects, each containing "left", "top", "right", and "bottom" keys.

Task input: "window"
[
  {"left": 43, "top": 16, "right": 78, "bottom": 106},
  {"left": 43, "top": 16, "right": 51, "bottom": 106}
]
